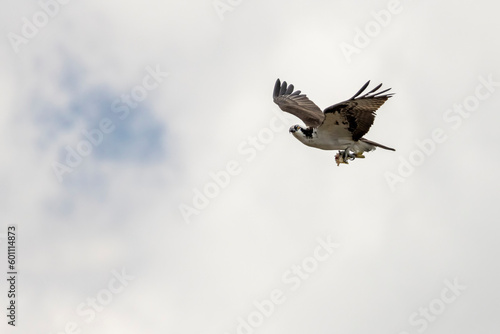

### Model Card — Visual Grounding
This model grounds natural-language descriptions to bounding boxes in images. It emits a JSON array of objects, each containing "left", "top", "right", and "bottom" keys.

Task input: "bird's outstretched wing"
[
  {"left": 322, "top": 81, "right": 393, "bottom": 141},
  {"left": 273, "top": 79, "right": 325, "bottom": 128}
]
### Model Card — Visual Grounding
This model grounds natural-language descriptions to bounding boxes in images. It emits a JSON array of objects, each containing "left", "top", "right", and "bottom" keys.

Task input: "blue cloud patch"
[
  {"left": 57, "top": 86, "right": 167, "bottom": 164},
  {"left": 79, "top": 88, "right": 166, "bottom": 163},
  {"left": 36, "top": 56, "right": 169, "bottom": 190}
]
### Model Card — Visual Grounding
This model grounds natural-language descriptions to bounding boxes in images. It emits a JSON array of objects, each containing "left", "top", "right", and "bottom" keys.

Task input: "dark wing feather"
[
  {"left": 322, "top": 80, "right": 393, "bottom": 141},
  {"left": 273, "top": 79, "right": 325, "bottom": 128}
]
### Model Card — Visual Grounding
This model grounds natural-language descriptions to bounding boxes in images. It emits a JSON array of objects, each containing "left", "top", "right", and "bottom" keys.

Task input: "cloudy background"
[{"left": 1, "top": 0, "right": 499, "bottom": 333}]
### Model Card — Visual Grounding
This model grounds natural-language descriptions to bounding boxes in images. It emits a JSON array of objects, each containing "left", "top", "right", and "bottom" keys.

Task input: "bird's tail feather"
[{"left": 360, "top": 138, "right": 395, "bottom": 151}]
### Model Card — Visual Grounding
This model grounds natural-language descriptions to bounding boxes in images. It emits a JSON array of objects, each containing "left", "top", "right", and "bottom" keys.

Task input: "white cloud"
[{"left": 1, "top": 0, "right": 500, "bottom": 333}]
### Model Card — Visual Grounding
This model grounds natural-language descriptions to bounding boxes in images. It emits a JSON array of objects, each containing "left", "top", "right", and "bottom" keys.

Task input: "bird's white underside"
[
  {"left": 291, "top": 127, "right": 376, "bottom": 153},
  {"left": 290, "top": 111, "right": 377, "bottom": 152}
]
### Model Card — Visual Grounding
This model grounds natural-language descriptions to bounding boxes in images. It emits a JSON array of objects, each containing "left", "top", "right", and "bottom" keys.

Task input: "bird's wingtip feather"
[{"left": 273, "top": 79, "right": 281, "bottom": 98}]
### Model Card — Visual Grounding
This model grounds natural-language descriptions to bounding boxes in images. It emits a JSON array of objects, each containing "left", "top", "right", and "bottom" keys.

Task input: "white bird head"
[{"left": 289, "top": 125, "right": 302, "bottom": 133}]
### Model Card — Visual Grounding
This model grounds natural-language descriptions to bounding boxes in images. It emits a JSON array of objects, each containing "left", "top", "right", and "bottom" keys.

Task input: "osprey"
[{"left": 273, "top": 79, "right": 395, "bottom": 165}]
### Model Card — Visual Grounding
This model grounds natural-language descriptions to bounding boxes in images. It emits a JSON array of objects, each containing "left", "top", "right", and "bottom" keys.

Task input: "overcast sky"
[{"left": 1, "top": 0, "right": 499, "bottom": 333}]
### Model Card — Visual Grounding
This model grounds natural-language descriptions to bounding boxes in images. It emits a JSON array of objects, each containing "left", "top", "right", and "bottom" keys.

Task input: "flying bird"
[{"left": 273, "top": 79, "right": 395, "bottom": 165}]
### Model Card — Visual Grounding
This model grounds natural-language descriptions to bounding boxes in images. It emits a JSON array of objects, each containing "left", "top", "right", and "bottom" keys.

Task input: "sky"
[{"left": 0, "top": 0, "right": 499, "bottom": 333}]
